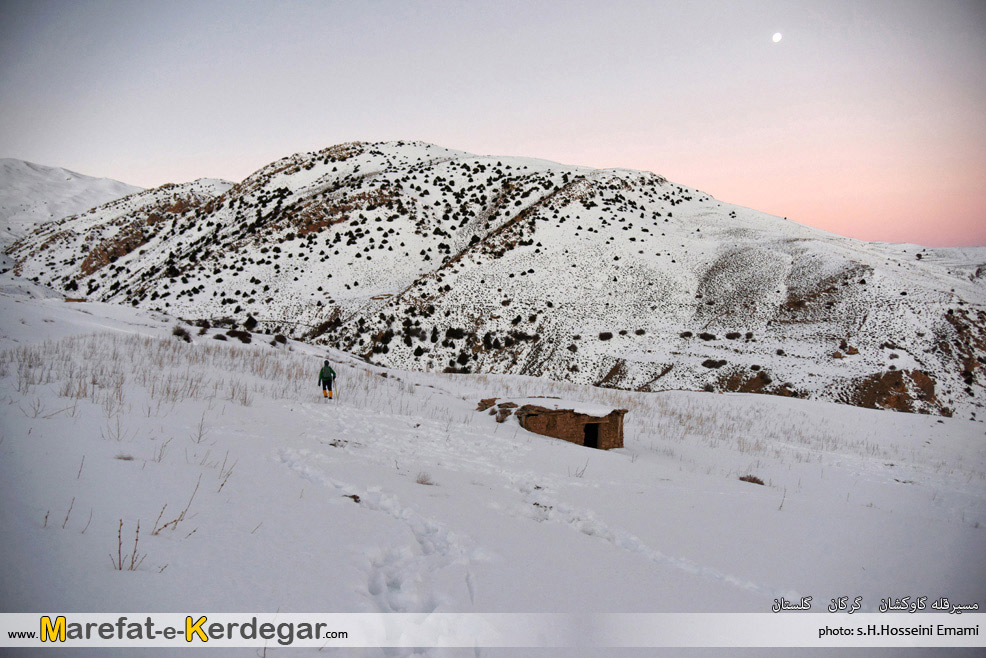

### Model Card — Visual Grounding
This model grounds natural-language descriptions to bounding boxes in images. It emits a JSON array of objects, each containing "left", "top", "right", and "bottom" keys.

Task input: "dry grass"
[
  {"left": 151, "top": 474, "right": 201, "bottom": 536},
  {"left": 110, "top": 519, "right": 146, "bottom": 571}
]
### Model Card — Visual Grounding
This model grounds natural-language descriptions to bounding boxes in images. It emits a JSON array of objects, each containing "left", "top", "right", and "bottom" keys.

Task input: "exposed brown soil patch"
[
  {"left": 717, "top": 369, "right": 801, "bottom": 398},
  {"left": 79, "top": 222, "right": 147, "bottom": 276},
  {"left": 945, "top": 309, "right": 986, "bottom": 377},
  {"left": 595, "top": 359, "right": 627, "bottom": 388},
  {"left": 720, "top": 370, "right": 774, "bottom": 394},
  {"left": 841, "top": 369, "right": 943, "bottom": 414},
  {"left": 293, "top": 188, "right": 399, "bottom": 236}
]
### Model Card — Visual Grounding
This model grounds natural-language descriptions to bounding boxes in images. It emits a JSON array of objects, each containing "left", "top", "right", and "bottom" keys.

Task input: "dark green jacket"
[{"left": 318, "top": 365, "right": 336, "bottom": 384}]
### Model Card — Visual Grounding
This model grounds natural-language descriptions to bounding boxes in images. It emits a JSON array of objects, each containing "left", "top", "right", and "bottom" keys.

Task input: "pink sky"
[{"left": 1, "top": 0, "right": 984, "bottom": 246}]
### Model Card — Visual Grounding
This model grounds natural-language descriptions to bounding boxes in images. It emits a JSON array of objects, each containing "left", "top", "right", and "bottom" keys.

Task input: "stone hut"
[{"left": 477, "top": 397, "right": 627, "bottom": 450}]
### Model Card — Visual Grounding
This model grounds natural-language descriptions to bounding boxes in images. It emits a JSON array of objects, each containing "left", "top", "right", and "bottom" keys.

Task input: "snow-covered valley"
[{"left": 1, "top": 284, "right": 983, "bottom": 656}]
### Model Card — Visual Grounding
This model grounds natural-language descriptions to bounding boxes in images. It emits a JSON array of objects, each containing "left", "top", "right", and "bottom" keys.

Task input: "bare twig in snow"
[{"left": 62, "top": 497, "right": 75, "bottom": 529}]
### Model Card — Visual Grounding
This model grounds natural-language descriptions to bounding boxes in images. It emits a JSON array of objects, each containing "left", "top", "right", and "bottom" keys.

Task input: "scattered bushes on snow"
[
  {"left": 171, "top": 325, "right": 191, "bottom": 343},
  {"left": 226, "top": 330, "right": 252, "bottom": 344},
  {"left": 307, "top": 317, "right": 341, "bottom": 340}
]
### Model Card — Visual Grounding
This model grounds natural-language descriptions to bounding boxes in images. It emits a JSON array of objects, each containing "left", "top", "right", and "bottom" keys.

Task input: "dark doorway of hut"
[{"left": 584, "top": 423, "right": 600, "bottom": 449}]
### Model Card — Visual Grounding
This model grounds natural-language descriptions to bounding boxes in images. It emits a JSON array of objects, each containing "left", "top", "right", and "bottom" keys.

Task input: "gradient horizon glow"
[{"left": 1, "top": 0, "right": 984, "bottom": 246}]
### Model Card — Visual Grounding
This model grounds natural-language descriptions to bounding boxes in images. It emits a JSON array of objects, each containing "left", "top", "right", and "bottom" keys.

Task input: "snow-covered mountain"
[
  {"left": 0, "top": 158, "right": 142, "bottom": 248},
  {"left": 6, "top": 141, "right": 986, "bottom": 416}
]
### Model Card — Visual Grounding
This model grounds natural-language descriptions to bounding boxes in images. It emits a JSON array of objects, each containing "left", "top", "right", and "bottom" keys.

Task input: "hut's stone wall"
[
  {"left": 516, "top": 406, "right": 626, "bottom": 449},
  {"left": 478, "top": 398, "right": 627, "bottom": 450}
]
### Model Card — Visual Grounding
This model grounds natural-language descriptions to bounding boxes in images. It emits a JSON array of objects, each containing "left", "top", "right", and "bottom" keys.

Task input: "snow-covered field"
[{"left": 1, "top": 285, "right": 984, "bottom": 657}]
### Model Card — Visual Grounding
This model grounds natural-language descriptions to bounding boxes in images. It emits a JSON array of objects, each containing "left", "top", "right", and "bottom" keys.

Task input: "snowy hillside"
[
  {"left": 0, "top": 158, "right": 141, "bottom": 249},
  {"left": 0, "top": 283, "right": 983, "bottom": 657},
  {"left": 6, "top": 141, "right": 986, "bottom": 417}
]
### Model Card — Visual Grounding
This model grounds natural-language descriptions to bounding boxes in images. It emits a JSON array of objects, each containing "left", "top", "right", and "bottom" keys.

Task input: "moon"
[{"left": 772, "top": 32, "right": 783, "bottom": 43}]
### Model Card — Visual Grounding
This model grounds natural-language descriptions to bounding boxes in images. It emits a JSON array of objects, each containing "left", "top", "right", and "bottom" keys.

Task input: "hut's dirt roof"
[{"left": 495, "top": 397, "right": 623, "bottom": 417}]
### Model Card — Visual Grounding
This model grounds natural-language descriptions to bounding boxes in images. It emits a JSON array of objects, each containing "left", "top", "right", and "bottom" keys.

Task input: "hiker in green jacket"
[{"left": 318, "top": 360, "right": 336, "bottom": 399}]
